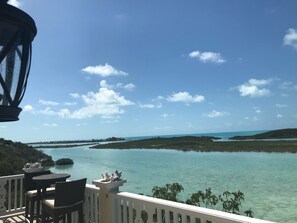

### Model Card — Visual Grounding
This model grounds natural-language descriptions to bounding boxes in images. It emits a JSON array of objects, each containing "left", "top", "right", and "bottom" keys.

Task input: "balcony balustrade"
[{"left": 0, "top": 174, "right": 275, "bottom": 223}]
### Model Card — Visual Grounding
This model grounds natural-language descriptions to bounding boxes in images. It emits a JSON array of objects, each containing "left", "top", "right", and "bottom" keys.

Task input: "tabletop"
[
  {"left": 33, "top": 173, "right": 70, "bottom": 181},
  {"left": 33, "top": 173, "right": 70, "bottom": 187}
]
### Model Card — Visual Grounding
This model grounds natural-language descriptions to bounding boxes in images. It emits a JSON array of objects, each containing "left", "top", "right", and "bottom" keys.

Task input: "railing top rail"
[
  {"left": 86, "top": 183, "right": 100, "bottom": 192},
  {"left": 116, "top": 192, "right": 275, "bottom": 223},
  {"left": 0, "top": 175, "right": 99, "bottom": 192},
  {"left": 0, "top": 174, "right": 24, "bottom": 180}
]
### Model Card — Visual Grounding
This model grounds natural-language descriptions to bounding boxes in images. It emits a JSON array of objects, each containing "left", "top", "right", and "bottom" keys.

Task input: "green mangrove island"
[
  {"left": 230, "top": 128, "right": 297, "bottom": 140},
  {"left": 91, "top": 129, "right": 297, "bottom": 153},
  {"left": 32, "top": 136, "right": 125, "bottom": 149}
]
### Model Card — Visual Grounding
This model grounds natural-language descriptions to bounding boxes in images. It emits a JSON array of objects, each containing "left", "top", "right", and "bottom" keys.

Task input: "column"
[{"left": 93, "top": 179, "right": 127, "bottom": 223}]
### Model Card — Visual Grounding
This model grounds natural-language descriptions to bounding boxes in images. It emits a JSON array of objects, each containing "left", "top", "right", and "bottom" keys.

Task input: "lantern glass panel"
[{"left": 0, "top": 36, "right": 23, "bottom": 106}]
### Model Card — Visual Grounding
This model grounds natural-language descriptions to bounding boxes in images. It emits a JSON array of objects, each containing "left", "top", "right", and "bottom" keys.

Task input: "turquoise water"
[{"left": 40, "top": 146, "right": 297, "bottom": 223}]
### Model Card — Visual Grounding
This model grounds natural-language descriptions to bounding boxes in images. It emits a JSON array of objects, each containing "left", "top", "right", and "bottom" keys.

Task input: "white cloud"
[
  {"left": 39, "top": 107, "right": 57, "bottom": 116},
  {"left": 68, "top": 86, "right": 134, "bottom": 119},
  {"left": 39, "top": 99, "right": 59, "bottom": 106},
  {"left": 81, "top": 63, "right": 128, "bottom": 77},
  {"left": 189, "top": 50, "right": 226, "bottom": 64},
  {"left": 161, "top": 113, "right": 169, "bottom": 119},
  {"left": 100, "top": 80, "right": 110, "bottom": 88},
  {"left": 139, "top": 103, "right": 162, "bottom": 109},
  {"left": 238, "top": 79, "right": 271, "bottom": 98},
  {"left": 100, "top": 80, "right": 135, "bottom": 91},
  {"left": 249, "top": 79, "right": 272, "bottom": 86},
  {"left": 70, "top": 93, "right": 80, "bottom": 99},
  {"left": 116, "top": 83, "right": 135, "bottom": 91},
  {"left": 206, "top": 110, "right": 229, "bottom": 118},
  {"left": 279, "top": 81, "right": 292, "bottom": 90},
  {"left": 276, "top": 104, "right": 287, "bottom": 108},
  {"left": 253, "top": 107, "right": 262, "bottom": 113},
  {"left": 102, "top": 119, "right": 119, "bottom": 124},
  {"left": 64, "top": 102, "right": 77, "bottom": 106},
  {"left": 276, "top": 114, "right": 283, "bottom": 118},
  {"left": 23, "top": 105, "right": 33, "bottom": 112},
  {"left": 57, "top": 109, "right": 71, "bottom": 118},
  {"left": 284, "top": 28, "right": 297, "bottom": 50},
  {"left": 25, "top": 83, "right": 134, "bottom": 120},
  {"left": 244, "top": 116, "right": 259, "bottom": 121},
  {"left": 167, "top": 92, "right": 205, "bottom": 104},
  {"left": 279, "top": 81, "right": 297, "bottom": 91},
  {"left": 139, "top": 104, "right": 155, "bottom": 109},
  {"left": 24, "top": 106, "right": 69, "bottom": 118},
  {"left": 239, "top": 85, "right": 270, "bottom": 97},
  {"left": 76, "top": 123, "right": 87, "bottom": 127},
  {"left": 160, "top": 113, "right": 174, "bottom": 119},
  {"left": 8, "top": 0, "right": 22, "bottom": 8},
  {"left": 43, "top": 123, "right": 58, "bottom": 127}
]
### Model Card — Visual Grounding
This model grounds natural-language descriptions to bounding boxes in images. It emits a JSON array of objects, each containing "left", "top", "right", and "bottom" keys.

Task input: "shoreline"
[
  {"left": 33, "top": 143, "right": 97, "bottom": 149},
  {"left": 34, "top": 129, "right": 297, "bottom": 152},
  {"left": 90, "top": 136, "right": 297, "bottom": 153}
]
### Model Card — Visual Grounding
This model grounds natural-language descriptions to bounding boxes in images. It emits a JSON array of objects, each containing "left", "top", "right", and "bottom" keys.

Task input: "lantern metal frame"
[{"left": 0, "top": 0, "right": 37, "bottom": 121}]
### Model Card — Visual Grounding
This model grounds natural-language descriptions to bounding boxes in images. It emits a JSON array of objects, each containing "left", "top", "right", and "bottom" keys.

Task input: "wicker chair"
[
  {"left": 41, "top": 178, "right": 87, "bottom": 223},
  {"left": 24, "top": 170, "right": 55, "bottom": 223}
]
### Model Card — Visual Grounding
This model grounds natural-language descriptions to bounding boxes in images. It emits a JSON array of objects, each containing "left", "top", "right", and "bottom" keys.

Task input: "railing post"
[
  {"left": 0, "top": 178, "right": 7, "bottom": 215},
  {"left": 93, "top": 179, "right": 126, "bottom": 223}
]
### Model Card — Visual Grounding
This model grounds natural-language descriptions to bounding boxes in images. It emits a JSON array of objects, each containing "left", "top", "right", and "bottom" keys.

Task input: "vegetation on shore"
[
  {"left": 34, "top": 143, "right": 97, "bottom": 149},
  {"left": 91, "top": 135, "right": 297, "bottom": 153},
  {"left": 149, "top": 183, "right": 254, "bottom": 218},
  {"left": 0, "top": 138, "right": 54, "bottom": 176},
  {"left": 32, "top": 136, "right": 125, "bottom": 149},
  {"left": 230, "top": 128, "right": 297, "bottom": 140}
]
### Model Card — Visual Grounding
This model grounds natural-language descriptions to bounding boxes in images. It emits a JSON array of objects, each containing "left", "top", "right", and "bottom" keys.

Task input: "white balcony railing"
[
  {"left": 0, "top": 174, "right": 275, "bottom": 223},
  {"left": 84, "top": 184, "right": 100, "bottom": 223},
  {"left": 0, "top": 174, "right": 25, "bottom": 216},
  {"left": 114, "top": 192, "right": 273, "bottom": 223}
]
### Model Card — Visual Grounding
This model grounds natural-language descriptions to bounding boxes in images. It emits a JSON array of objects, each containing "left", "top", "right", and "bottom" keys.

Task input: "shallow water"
[{"left": 41, "top": 147, "right": 297, "bottom": 223}]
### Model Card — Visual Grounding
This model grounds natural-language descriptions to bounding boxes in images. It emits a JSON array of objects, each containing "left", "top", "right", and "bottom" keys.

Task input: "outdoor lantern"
[{"left": 0, "top": 0, "right": 37, "bottom": 121}]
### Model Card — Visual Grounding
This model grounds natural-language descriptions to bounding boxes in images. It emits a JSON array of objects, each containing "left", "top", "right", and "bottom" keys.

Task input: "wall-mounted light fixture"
[{"left": 0, "top": 0, "right": 37, "bottom": 121}]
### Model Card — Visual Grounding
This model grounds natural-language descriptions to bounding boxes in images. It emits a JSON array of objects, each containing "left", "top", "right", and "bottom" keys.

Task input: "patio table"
[{"left": 32, "top": 173, "right": 70, "bottom": 222}]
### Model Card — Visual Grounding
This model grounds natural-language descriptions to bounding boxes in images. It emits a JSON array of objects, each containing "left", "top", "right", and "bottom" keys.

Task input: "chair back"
[
  {"left": 24, "top": 170, "right": 51, "bottom": 191},
  {"left": 54, "top": 178, "right": 87, "bottom": 207}
]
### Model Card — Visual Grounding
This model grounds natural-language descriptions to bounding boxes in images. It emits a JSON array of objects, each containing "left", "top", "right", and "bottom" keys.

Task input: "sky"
[{"left": 3, "top": 0, "right": 297, "bottom": 142}]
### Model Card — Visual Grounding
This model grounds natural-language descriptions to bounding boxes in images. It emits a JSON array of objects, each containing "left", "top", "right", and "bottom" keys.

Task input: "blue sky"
[{"left": 4, "top": 0, "right": 297, "bottom": 142}]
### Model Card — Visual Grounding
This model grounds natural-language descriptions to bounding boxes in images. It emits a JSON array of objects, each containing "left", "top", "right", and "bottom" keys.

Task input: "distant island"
[
  {"left": 230, "top": 128, "right": 297, "bottom": 140},
  {"left": 91, "top": 129, "right": 297, "bottom": 153},
  {"left": 32, "top": 136, "right": 125, "bottom": 149}
]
